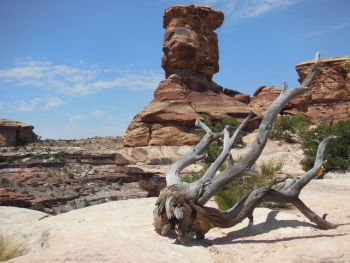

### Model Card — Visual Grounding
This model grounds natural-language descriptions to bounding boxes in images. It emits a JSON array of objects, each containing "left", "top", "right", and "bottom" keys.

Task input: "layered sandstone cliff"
[
  {"left": 0, "top": 119, "right": 37, "bottom": 147},
  {"left": 250, "top": 56, "right": 350, "bottom": 124},
  {"left": 124, "top": 5, "right": 254, "bottom": 147}
]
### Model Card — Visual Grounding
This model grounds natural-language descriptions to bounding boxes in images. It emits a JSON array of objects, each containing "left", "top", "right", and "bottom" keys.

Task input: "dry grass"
[{"left": 0, "top": 232, "right": 27, "bottom": 262}]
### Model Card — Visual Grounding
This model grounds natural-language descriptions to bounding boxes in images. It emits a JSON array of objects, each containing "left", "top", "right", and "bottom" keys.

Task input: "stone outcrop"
[
  {"left": 292, "top": 56, "right": 350, "bottom": 124},
  {"left": 0, "top": 138, "right": 199, "bottom": 213},
  {"left": 162, "top": 5, "right": 223, "bottom": 78},
  {"left": 0, "top": 119, "right": 37, "bottom": 147},
  {"left": 249, "top": 57, "right": 350, "bottom": 124},
  {"left": 124, "top": 5, "right": 254, "bottom": 147}
]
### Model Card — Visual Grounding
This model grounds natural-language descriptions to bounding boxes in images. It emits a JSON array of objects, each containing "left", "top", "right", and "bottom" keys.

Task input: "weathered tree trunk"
[{"left": 154, "top": 53, "right": 338, "bottom": 244}]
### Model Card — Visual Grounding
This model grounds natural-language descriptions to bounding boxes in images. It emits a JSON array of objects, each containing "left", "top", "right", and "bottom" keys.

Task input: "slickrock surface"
[
  {"left": 0, "top": 119, "right": 37, "bottom": 147},
  {"left": 2, "top": 175, "right": 350, "bottom": 263}
]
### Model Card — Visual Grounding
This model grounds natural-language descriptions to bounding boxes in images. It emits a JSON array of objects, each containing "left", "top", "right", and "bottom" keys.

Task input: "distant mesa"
[
  {"left": 0, "top": 119, "right": 38, "bottom": 147},
  {"left": 123, "top": 4, "right": 350, "bottom": 147}
]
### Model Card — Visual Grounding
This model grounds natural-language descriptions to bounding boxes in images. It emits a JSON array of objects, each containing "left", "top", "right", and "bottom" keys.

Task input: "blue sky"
[{"left": 0, "top": 0, "right": 349, "bottom": 139}]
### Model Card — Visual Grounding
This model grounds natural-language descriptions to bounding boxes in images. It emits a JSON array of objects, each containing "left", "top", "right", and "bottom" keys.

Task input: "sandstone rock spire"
[
  {"left": 123, "top": 5, "right": 253, "bottom": 147},
  {"left": 162, "top": 5, "right": 224, "bottom": 79}
]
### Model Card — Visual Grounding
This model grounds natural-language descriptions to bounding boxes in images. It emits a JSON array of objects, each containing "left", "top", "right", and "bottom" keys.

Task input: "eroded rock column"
[
  {"left": 162, "top": 5, "right": 223, "bottom": 79},
  {"left": 124, "top": 6, "right": 253, "bottom": 147}
]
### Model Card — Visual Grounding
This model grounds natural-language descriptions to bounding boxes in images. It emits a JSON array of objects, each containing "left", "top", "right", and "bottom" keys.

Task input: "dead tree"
[{"left": 153, "top": 53, "right": 338, "bottom": 244}]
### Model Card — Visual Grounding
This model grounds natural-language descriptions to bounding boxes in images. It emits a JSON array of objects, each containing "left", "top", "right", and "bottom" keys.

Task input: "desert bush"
[
  {"left": 0, "top": 178, "right": 11, "bottom": 187},
  {"left": 199, "top": 115, "right": 242, "bottom": 163},
  {"left": 0, "top": 232, "right": 27, "bottom": 262},
  {"left": 62, "top": 167, "right": 74, "bottom": 179},
  {"left": 270, "top": 115, "right": 308, "bottom": 143},
  {"left": 182, "top": 159, "right": 284, "bottom": 211},
  {"left": 182, "top": 164, "right": 209, "bottom": 183},
  {"left": 74, "top": 156, "right": 81, "bottom": 163},
  {"left": 31, "top": 203, "right": 44, "bottom": 211},
  {"left": 214, "top": 160, "right": 284, "bottom": 211},
  {"left": 301, "top": 120, "right": 350, "bottom": 171},
  {"left": 83, "top": 199, "right": 91, "bottom": 207}
]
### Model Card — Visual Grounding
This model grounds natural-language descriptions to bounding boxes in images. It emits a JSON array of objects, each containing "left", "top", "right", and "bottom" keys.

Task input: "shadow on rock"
[{"left": 206, "top": 211, "right": 347, "bottom": 246}]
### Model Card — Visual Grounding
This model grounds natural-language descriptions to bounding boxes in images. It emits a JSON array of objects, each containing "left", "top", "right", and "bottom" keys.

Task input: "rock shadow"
[{"left": 202, "top": 210, "right": 346, "bottom": 246}]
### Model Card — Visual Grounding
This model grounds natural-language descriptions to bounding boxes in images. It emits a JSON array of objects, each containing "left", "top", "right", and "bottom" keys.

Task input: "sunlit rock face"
[
  {"left": 161, "top": 5, "right": 224, "bottom": 79},
  {"left": 293, "top": 56, "right": 350, "bottom": 125},
  {"left": 124, "top": 5, "right": 254, "bottom": 147},
  {"left": 248, "top": 56, "right": 350, "bottom": 125},
  {"left": 0, "top": 119, "right": 37, "bottom": 147}
]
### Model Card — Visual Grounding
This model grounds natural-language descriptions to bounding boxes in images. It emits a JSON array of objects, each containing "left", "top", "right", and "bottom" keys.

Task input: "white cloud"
[
  {"left": 91, "top": 109, "right": 105, "bottom": 118},
  {"left": 297, "top": 21, "right": 350, "bottom": 39},
  {"left": 68, "top": 110, "right": 107, "bottom": 128},
  {"left": 163, "top": 0, "right": 299, "bottom": 21},
  {"left": 43, "top": 97, "right": 66, "bottom": 110},
  {"left": 0, "top": 96, "right": 66, "bottom": 113},
  {"left": 0, "top": 58, "right": 162, "bottom": 96},
  {"left": 68, "top": 113, "right": 87, "bottom": 128}
]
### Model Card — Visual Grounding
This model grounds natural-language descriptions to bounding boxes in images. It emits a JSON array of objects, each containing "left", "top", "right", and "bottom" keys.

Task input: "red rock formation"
[
  {"left": 162, "top": 5, "right": 223, "bottom": 79},
  {"left": 249, "top": 57, "right": 350, "bottom": 125},
  {"left": 124, "top": 5, "right": 254, "bottom": 147},
  {"left": 0, "top": 119, "right": 37, "bottom": 147},
  {"left": 0, "top": 188, "right": 33, "bottom": 207},
  {"left": 293, "top": 56, "right": 350, "bottom": 124}
]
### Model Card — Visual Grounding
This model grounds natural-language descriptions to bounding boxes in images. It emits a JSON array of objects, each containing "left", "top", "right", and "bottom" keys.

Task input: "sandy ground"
[
  {"left": 206, "top": 178, "right": 350, "bottom": 263},
  {"left": 1, "top": 177, "right": 350, "bottom": 263}
]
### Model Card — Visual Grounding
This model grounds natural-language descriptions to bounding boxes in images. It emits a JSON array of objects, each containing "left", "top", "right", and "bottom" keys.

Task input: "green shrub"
[
  {"left": 270, "top": 115, "right": 308, "bottom": 143},
  {"left": 0, "top": 233, "right": 27, "bottom": 262},
  {"left": 74, "top": 156, "right": 81, "bottom": 163},
  {"left": 0, "top": 178, "right": 11, "bottom": 187},
  {"left": 54, "top": 152, "right": 66, "bottom": 162},
  {"left": 182, "top": 165, "right": 209, "bottom": 183},
  {"left": 67, "top": 172, "right": 75, "bottom": 179},
  {"left": 83, "top": 199, "right": 91, "bottom": 207},
  {"left": 182, "top": 159, "right": 284, "bottom": 211},
  {"left": 31, "top": 203, "right": 44, "bottom": 211},
  {"left": 214, "top": 160, "right": 284, "bottom": 211},
  {"left": 199, "top": 114, "right": 242, "bottom": 163},
  {"left": 301, "top": 120, "right": 350, "bottom": 171}
]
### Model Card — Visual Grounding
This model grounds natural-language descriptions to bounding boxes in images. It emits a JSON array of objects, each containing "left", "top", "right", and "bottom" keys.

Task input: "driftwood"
[{"left": 153, "top": 53, "right": 337, "bottom": 244}]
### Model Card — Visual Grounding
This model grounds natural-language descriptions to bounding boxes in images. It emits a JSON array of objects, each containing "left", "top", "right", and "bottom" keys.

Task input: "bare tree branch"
[
  {"left": 196, "top": 53, "right": 321, "bottom": 204},
  {"left": 188, "top": 112, "right": 253, "bottom": 198},
  {"left": 166, "top": 119, "right": 223, "bottom": 185},
  {"left": 154, "top": 53, "right": 339, "bottom": 244}
]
